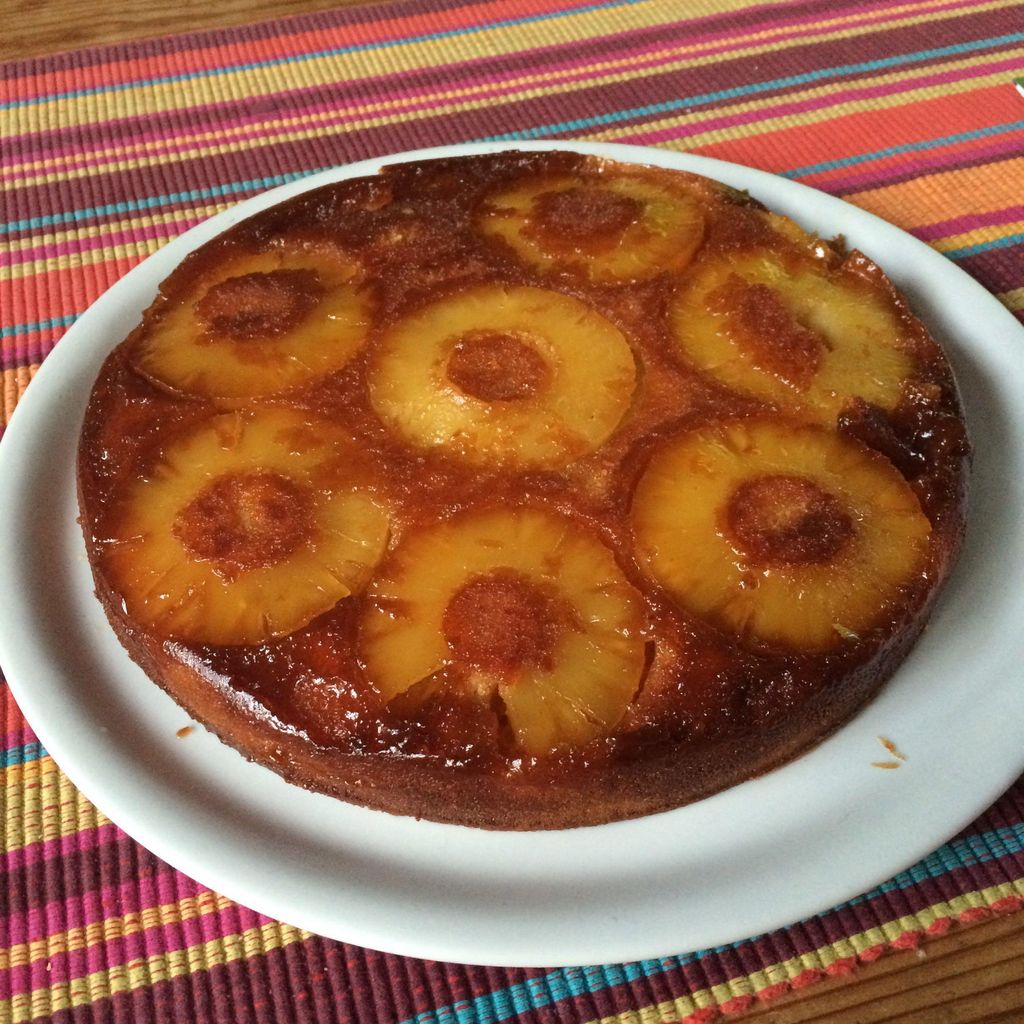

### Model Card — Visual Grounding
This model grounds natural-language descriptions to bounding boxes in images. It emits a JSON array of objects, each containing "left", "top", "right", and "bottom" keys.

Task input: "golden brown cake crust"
[{"left": 77, "top": 151, "right": 969, "bottom": 830}]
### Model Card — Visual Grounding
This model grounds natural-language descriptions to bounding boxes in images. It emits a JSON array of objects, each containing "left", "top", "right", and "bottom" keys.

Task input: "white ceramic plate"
[{"left": 1, "top": 142, "right": 1022, "bottom": 968}]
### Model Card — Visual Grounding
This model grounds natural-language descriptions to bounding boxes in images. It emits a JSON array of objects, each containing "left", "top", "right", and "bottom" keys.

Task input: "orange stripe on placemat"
[
  {"left": 847, "top": 155, "right": 1024, "bottom": 225},
  {"left": 4, "top": 0, "right": 1011, "bottom": 183},
  {"left": 2, "top": 0, "right": 695, "bottom": 127},
  {"left": 0, "top": 0, "right": 619, "bottom": 102},
  {"left": 0, "top": 259, "right": 141, "bottom": 327},
  {"left": 598, "top": 54, "right": 1020, "bottom": 153},
  {"left": 2, "top": 365, "right": 38, "bottom": 427},
  {"left": 693, "top": 82, "right": 1021, "bottom": 173},
  {"left": 798, "top": 127, "right": 1024, "bottom": 192}
]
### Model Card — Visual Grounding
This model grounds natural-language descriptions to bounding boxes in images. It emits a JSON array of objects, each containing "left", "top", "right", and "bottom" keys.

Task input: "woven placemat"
[{"left": 2, "top": 0, "right": 1023, "bottom": 1020}]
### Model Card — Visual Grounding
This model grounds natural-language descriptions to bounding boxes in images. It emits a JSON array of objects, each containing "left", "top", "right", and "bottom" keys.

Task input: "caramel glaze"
[
  {"left": 527, "top": 186, "right": 643, "bottom": 251},
  {"left": 446, "top": 330, "right": 550, "bottom": 401},
  {"left": 708, "top": 278, "right": 823, "bottom": 390},
  {"left": 78, "top": 151, "right": 970, "bottom": 829},
  {"left": 443, "top": 571, "right": 566, "bottom": 676},
  {"left": 725, "top": 476, "right": 854, "bottom": 566},
  {"left": 174, "top": 471, "right": 313, "bottom": 574},
  {"left": 195, "top": 269, "right": 323, "bottom": 340}
]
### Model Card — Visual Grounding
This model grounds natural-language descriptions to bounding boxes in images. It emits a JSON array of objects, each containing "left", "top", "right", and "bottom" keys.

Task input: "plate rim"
[{"left": 2, "top": 139, "right": 1023, "bottom": 968}]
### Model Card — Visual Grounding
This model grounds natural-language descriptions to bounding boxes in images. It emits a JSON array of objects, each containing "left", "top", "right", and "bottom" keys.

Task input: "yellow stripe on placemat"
[
  {"left": 1, "top": 206, "right": 225, "bottom": 255},
  {"left": 4, "top": 878, "right": 1022, "bottom": 1024},
  {"left": 12, "top": 12, "right": 991, "bottom": 218},
  {"left": 592, "top": 50, "right": 1024, "bottom": 149},
  {"left": 2, "top": 55, "right": 1018, "bottom": 285},
  {"left": 0, "top": 891, "right": 236, "bottom": 972},
  {"left": 932, "top": 218, "right": 1024, "bottom": 254},
  {"left": 5, "top": 921, "right": 312, "bottom": 1024},
  {"left": 3, "top": 757, "right": 111, "bottom": 854},
  {"left": 2, "top": 237, "right": 173, "bottom": 283},
  {"left": 998, "top": 286, "right": 1024, "bottom": 311},
  {"left": 3, "top": 0, "right": 1011, "bottom": 189},
  {"left": 3, "top": 0, "right": 741, "bottom": 130},
  {"left": 2, "top": 128, "right": 1019, "bottom": 285},
  {"left": 574, "top": 881, "right": 1024, "bottom": 1024}
]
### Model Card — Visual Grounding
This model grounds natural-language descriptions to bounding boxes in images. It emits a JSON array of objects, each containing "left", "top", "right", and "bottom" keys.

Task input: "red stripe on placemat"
[
  {"left": 621, "top": 47, "right": 1022, "bottom": 150},
  {"left": 804, "top": 132, "right": 1024, "bottom": 193},
  {"left": 5, "top": 0, "right": 939, "bottom": 100},
  {"left": 4, "top": 0, "right": 1015, "bottom": 166},
  {"left": 693, "top": 82, "right": 1023, "bottom": 173},
  {"left": 0, "top": 0, "right": 604, "bottom": 98}
]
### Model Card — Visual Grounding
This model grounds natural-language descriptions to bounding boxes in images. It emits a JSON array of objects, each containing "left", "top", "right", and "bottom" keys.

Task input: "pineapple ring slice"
[
  {"left": 102, "top": 408, "right": 389, "bottom": 645},
  {"left": 361, "top": 507, "right": 647, "bottom": 754},
  {"left": 631, "top": 419, "right": 932, "bottom": 652},
  {"left": 669, "top": 251, "right": 915, "bottom": 424},
  {"left": 479, "top": 174, "right": 705, "bottom": 282},
  {"left": 134, "top": 248, "right": 369, "bottom": 400},
  {"left": 368, "top": 285, "right": 637, "bottom": 468}
]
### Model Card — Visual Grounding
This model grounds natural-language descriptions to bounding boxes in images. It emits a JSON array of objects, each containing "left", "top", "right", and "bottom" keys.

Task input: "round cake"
[{"left": 77, "top": 150, "right": 969, "bottom": 830}]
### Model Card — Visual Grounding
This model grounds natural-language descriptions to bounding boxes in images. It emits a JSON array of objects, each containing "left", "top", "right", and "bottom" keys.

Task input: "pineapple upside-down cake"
[{"left": 78, "top": 151, "right": 969, "bottom": 829}]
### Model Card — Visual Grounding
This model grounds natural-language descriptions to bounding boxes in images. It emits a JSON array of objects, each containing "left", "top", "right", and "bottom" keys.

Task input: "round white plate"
[{"left": 1, "top": 142, "right": 1022, "bottom": 968}]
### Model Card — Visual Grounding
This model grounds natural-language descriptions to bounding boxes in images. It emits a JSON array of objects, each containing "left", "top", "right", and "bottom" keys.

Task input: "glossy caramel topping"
[
  {"left": 446, "top": 330, "right": 550, "bottom": 401},
  {"left": 442, "top": 569, "right": 561, "bottom": 676},
  {"left": 174, "top": 470, "right": 313, "bottom": 572},
  {"left": 194, "top": 269, "right": 324, "bottom": 340},
  {"left": 528, "top": 186, "right": 643, "bottom": 248},
  {"left": 708, "top": 277, "right": 824, "bottom": 390},
  {"left": 725, "top": 474, "right": 854, "bottom": 566},
  {"left": 78, "top": 150, "right": 967, "bottom": 791}
]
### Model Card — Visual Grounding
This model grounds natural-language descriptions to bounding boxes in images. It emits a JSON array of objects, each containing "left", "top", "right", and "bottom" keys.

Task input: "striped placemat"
[{"left": 2, "top": 0, "right": 1023, "bottom": 1021}]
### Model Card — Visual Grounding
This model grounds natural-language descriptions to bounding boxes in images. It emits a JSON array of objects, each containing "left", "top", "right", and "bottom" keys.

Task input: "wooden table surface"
[{"left": 3, "top": 3, "right": 1023, "bottom": 1022}]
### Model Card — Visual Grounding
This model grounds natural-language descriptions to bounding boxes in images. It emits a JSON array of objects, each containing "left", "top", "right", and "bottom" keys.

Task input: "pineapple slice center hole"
[
  {"left": 709, "top": 276, "right": 825, "bottom": 390},
  {"left": 194, "top": 269, "right": 324, "bottom": 340},
  {"left": 724, "top": 474, "right": 854, "bottom": 566},
  {"left": 442, "top": 569, "right": 563, "bottom": 677},
  {"left": 174, "top": 470, "right": 314, "bottom": 574},
  {"left": 446, "top": 330, "right": 551, "bottom": 402},
  {"left": 527, "top": 186, "right": 643, "bottom": 250}
]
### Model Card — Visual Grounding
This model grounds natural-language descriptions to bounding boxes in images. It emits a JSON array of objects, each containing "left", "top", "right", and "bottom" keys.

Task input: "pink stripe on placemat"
[{"left": 5, "top": 859, "right": 212, "bottom": 947}]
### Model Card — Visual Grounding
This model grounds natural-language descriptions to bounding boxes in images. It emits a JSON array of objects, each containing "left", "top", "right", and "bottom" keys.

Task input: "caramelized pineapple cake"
[{"left": 77, "top": 151, "right": 969, "bottom": 830}]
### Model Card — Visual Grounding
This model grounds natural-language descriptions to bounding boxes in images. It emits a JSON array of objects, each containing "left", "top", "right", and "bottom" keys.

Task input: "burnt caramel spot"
[
  {"left": 174, "top": 470, "right": 313, "bottom": 572},
  {"left": 706, "top": 204, "right": 777, "bottom": 251},
  {"left": 528, "top": 186, "right": 643, "bottom": 248},
  {"left": 839, "top": 391, "right": 969, "bottom": 517},
  {"left": 194, "top": 269, "right": 324, "bottom": 340},
  {"left": 838, "top": 397, "right": 926, "bottom": 480},
  {"left": 725, "top": 474, "right": 854, "bottom": 566},
  {"left": 446, "top": 330, "right": 550, "bottom": 401},
  {"left": 443, "top": 569, "right": 560, "bottom": 676},
  {"left": 710, "top": 277, "right": 825, "bottom": 389}
]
